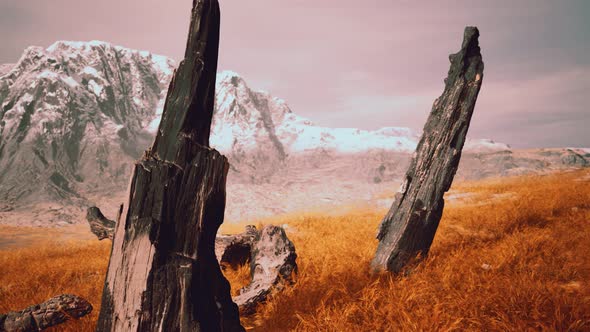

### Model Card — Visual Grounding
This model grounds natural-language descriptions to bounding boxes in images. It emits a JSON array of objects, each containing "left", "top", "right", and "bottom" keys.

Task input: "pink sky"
[{"left": 1, "top": 0, "right": 588, "bottom": 148}]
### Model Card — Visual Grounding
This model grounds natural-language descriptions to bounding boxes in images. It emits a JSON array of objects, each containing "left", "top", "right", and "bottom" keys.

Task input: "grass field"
[{"left": 1, "top": 170, "right": 589, "bottom": 331}]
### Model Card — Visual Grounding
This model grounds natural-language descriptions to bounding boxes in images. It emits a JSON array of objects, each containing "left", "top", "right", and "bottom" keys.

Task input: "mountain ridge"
[
  {"left": 0, "top": 41, "right": 587, "bottom": 226},
  {"left": 0, "top": 40, "right": 174, "bottom": 208}
]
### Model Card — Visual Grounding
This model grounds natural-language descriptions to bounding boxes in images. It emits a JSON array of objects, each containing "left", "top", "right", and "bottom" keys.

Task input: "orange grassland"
[{"left": 1, "top": 169, "right": 589, "bottom": 331}]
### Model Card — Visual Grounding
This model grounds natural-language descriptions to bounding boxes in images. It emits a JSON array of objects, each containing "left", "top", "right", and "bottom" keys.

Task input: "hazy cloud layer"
[{"left": 1, "top": 0, "right": 588, "bottom": 148}]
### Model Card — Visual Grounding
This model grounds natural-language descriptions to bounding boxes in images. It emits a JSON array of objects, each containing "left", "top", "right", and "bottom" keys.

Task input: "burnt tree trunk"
[
  {"left": 372, "top": 27, "right": 484, "bottom": 273},
  {"left": 96, "top": 0, "right": 244, "bottom": 331}
]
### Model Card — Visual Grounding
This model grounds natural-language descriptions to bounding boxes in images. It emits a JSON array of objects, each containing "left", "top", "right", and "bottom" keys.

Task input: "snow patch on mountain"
[
  {"left": 209, "top": 71, "right": 419, "bottom": 155},
  {"left": 145, "top": 69, "right": 509, "bottom": 155},
  {"left": 464, "top": 139, "right": 511, "bottom": 152},
  {"left": 207, "top": 71, "right": 508, "bottom": 155}
]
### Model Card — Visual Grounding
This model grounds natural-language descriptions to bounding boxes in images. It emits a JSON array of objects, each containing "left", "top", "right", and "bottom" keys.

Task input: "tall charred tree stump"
[
  {"left": 372, "top": 27, "right": 485, "bottom": 273},
  {"left": 96, "top": 0, "right": 244, "bottom": 331}
]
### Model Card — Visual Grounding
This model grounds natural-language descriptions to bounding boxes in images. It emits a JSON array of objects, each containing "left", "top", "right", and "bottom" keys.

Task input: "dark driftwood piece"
[
  {"left": 372, "top": 27, "right": 484, "bottom": 273},
  {"left": 86, "top": 206, "right": 117, "bottom": 240},
  {"left": 0, "top": 294, "right": 92, "bottom": 332},
  {"left": 96, "top": 0, "right": 244, "bottom": 331}
]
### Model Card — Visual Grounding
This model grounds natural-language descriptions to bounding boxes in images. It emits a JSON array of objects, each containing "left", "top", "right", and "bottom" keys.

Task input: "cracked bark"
[
  {"left": 372, "top": 27, "right": 484, "bottom": 273},
  {"left": 96, "top": 0, "right": 244, "bottom": 331}
]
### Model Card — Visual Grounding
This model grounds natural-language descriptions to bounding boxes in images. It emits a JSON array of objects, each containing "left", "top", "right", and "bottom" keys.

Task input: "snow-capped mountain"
[
  {"left": 210, "top": 71, "right": 418, "bottom": 156},
  {"left": 0, "top": 41, "right": 586, "bottom": 225},
  {"left": 184, "top": 70, "right": 425, "bottom": 180},
  {"left": 0, "top": 41, "right": 174, "bottom": 205},
  {"left": 147, "top": 69, "right": 425, "bottom": 166},
  {"left": 207, "top": 71, "right": 508, "bottom": 157}
]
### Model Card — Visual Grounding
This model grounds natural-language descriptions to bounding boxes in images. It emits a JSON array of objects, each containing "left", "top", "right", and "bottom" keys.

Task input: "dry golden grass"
[
  {"left": 0, "top": 240, "right": 111, "bottom": 331},
  {"left": 1, "top": 169, "right": 589, "bottom": 331}
]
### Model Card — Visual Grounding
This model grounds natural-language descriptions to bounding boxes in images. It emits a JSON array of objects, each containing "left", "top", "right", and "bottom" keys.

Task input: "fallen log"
[
  {"left": 215, "top": 225, "right": 259, "bottom": 268},
  {"left": 96, "top": 0, "right": 244, "bottom": 331},
  {"left": 372, "top": 26, "right": 485, "bottom": 273},
  {"left": 0, "top": 294, "right": 92, "bottom": 332},
  {"left": 86, "top": 206, "right": 117, "bottom": 240},
  {"left": 233, "top": 225, "right": 297, "bottom": 314},
  {"left": 87, "top": 211, "right": 298, "bottom": 315}
]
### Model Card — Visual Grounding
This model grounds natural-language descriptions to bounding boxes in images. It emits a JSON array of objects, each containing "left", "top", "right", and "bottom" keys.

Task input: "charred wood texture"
[
  {"left": 96, "top": 0, "right": 244, "bottom": 331},
  {"left": 0, "top": 294, "right": 92, "bottom": 332},
  {"left": 372, "top": 27, "right": 484, "bottom": 273},
  {"left": 86, "top": 206, "right": 117, "bottom": 240},
  {"left": 89, "top": 217, "right": 298, "bottom": 315}
]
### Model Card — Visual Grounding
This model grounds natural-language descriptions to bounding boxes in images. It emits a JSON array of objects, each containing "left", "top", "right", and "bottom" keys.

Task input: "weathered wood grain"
[
  {"left": 89, "top": 217, "right": 299, "bottom": 315},
  {"left": 96, "top": 0, "right": 244, "bottom": 331},
  {"left": 372, "top": 27, "right": 485, "bottom": 273}
]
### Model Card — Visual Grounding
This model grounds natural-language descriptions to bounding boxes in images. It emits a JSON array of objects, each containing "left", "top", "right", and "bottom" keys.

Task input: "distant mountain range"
[{"left": 0, "top": 41, "right": 587, "bottom": 226}]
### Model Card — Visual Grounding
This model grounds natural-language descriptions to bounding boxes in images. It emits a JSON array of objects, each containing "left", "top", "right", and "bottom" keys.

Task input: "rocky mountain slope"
[
  {"left": 0, "top": 41, "right": 173, "bottom": 212},
  {"left": 0, "top": 41, "right": 587, "bottom": 225}
]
